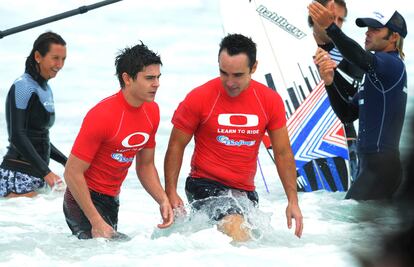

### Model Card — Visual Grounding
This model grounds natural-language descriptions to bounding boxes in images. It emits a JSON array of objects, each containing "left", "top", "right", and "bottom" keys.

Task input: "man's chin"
[
  {"left": 144, "top": 96, "right": 156, "bottom": 102},
  {"left": 226, "top": 89, "right": 241, "bottom": 97}
]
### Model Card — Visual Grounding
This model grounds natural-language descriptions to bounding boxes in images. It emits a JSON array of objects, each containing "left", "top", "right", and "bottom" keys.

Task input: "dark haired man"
[
  {"left": 310, "top": 4, "right": 408, "bottom": 200},
  {"left": 164, "top": 34, "right": 303, "bottom": 242},
  {"left": 63, "top": 42, "right": 173, "bottom": 239},
  {"left": 308, "top": 0, "right": 347, "bottom": 55},
  {"left": 308, "top": 0, "right": 364, "bottom": 183}
]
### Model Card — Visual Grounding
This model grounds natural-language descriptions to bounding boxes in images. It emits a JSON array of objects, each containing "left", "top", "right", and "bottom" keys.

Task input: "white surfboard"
[{"left": 220, "top": 0, "right": 351, "bottom": 192}]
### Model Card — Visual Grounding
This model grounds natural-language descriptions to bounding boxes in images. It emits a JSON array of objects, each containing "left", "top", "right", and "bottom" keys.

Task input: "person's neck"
[
  {"left": 121, "top": 89, "right": 143, "bottom": 108},
  {"left": 382, "top": 44, "right": 398, "bottom": 53}
]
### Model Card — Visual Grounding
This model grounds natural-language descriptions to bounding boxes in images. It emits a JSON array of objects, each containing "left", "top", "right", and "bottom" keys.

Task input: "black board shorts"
[
  {"left": 63, "top": 188, "right": 119, "bottom": 239},
  {"left": 185, "top": 177, "right": 258, "bottom": 221}
]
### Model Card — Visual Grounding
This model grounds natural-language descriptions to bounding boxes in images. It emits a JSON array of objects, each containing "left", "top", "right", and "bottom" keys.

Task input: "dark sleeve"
[
  {"left": 325, "top": 23, "right": 374, "bottom": 72},
  {"left": 50, "top": 143, "right": 67, "bottom": 166},
  {"left": 319, "top": 40, "right": 364, "bottom": 84},
  {"left": 318, "top": 42, "right": 335, "bottom": 52},
  {"left": 337, "top": 60, "right": 365, "bottom": 83},
  {"left": 8, "top": 91, "right": 51, "bottom": 177},
  {"left": 325, "top": 70, "right": 359, "bottom": 123}
]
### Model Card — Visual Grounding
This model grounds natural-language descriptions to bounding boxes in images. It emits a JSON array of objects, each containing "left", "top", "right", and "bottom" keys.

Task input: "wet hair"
[
  {"left": 218, "top": 33, "right": 257, "bottom": 70},
  {"left": 25, "top": 31, "right": 66, "bottom": 85},
  {"left": 308, "top": 0, "right": 348, "bottom": 27},
  {"left": 115, "top": 41, "right": 162, "bottom": 88},
  {"left": 384, "top": 29, "right": 405, "bottom": 60},
  {"left": 397, "top": 36, "right": 405, "bottom": 60}
]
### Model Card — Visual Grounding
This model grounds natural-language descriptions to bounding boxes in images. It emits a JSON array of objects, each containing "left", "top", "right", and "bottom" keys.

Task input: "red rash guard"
[
  {"left": 71, "top": 90, "right": 159, "bottom": 196},
  {"left": 172, "top": 77, "right": 286, "bottom": 191}
]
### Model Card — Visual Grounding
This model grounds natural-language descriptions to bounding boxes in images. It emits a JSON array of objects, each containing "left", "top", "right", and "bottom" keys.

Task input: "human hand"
[
  {"left": 91, "top": 218, "right": 115, "bottom": 239},
  {"left": 157, "top": 199, "right": 174, "bottom": 229},
  {"left": 44, "top": 171, "right": 65, "bottom": 191},
  {"left": 314, "top": 48, "right": 336, "bottom": 85},
  {"left": 308, "top": 1, "right": 335, "bottom": 29},
  {"left": 286, "top": 202, "right": 303, "bottom": 238},
  {"left": 166, "top": 190, "right": 187, "bottom": 217},
  {"left": 318, "top": 59, "right": 336, "bottom": 85}
]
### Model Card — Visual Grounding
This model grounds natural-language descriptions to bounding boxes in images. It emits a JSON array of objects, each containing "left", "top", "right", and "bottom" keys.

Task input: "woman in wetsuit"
[{"left": 0, "top": 31, "right": 67, "bottom": 198}]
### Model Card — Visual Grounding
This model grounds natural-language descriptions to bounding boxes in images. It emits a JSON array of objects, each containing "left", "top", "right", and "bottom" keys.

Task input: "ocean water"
[{"left": 0, "top": 1, "right": 413, "bottom": 266}]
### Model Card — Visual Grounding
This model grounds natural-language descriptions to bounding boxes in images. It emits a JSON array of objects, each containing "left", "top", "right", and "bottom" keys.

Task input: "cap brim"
[{"left": 355, "top": 18, "right": 384, "bottom": 28}]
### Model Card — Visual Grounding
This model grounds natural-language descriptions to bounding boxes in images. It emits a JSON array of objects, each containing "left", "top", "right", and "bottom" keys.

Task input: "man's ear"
[
  {"left": 122, "top": 72, "right": 131, "bottom": 86},
  {"left": 251, "top": 61, "right": 258, "bottom": 74},
  {"left": 393, "top": 32, "right": 401, "bottom": 43}
]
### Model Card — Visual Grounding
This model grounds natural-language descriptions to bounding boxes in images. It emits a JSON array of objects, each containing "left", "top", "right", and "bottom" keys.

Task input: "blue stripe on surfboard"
[
  {"left": 326, "top": 157, "right": 344, "bottom": 191},
  {"left": 297, "top": 167, "right": 313, "bottom": 192},
  {"left": 319, "top": 142, "right": 349, "bottom": 161},
  {"left": 291, "top": 98, "right": 348, "bottom": 165},
  {"left": 312, "top": 160, "right": 332, "bottom": 191},
  {"left": 296, "top": 157, "right": 348, "bottom": 192}
]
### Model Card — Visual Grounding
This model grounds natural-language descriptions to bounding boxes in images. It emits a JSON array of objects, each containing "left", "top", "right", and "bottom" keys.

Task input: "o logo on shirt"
[
  {"left": 121, "top": 132, "right": 150, "bottom": 148},
  {"left": 218, "top": 113, "right": 258, "bottom": 127}
]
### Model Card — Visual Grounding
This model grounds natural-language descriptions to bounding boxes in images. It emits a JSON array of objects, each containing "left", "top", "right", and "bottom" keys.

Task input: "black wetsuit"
[
  {"left": 0, "top": 73, "right": 67, "bottom": 179},
  {"left": 319, "top": 42, "right": 364, "bottom": 183},
  {"left": 325, "top": 24, "right": 407, "bottom": 200}
]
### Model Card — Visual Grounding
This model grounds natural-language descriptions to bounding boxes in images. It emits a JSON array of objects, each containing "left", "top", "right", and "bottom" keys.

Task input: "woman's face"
[{"left": 35, "top": 43, "right": 66, "bottom": 80}]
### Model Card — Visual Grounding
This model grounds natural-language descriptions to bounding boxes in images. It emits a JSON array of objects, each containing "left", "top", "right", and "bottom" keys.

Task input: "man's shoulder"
[
  {"left": 250, "top": 79, "right": 279, "bottom": 96},
  {"left": 194, "top": 77, "right": 220, "bottom": 91},
  {"left": 250, "top": 78, "right": 268, "bottom": 88},
  {"left": 85, "top": 92, "right": 119, "bottom": 118},
  {"left": 186, "top": 77, "right": 220, "bottom": 98},
  {"left": 97, "top": 92, "right": 119, "bottom": 105},
  {"left": 375, "top": 51, "right": 403, "bottom": 62},
  {"left": 142, "top": 101, "right": 159, "bottom": 114},
  {"left": 373, "top": 51, "right": 405, "bottom": 73}
]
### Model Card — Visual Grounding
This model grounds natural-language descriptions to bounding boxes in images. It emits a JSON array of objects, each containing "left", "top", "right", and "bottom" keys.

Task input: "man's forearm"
[
  {"left": 164, "top": 146, "right": 184, "bottom": 194},
  {"left": 64, "top": 170, "right": 102, "bottom": 225},
  {"left": 274, "top": 151, "right": 298, "bottom": 204},
  {"left": 137, "top": 164, "right": 169, "bottom": 205},
  {"left": 326, "top": 23, "right": 373, "bottom": 71}
]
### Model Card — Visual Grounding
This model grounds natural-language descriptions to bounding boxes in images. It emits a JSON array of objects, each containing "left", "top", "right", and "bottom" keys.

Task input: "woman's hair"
[{"left": 25, "top": 31, "right": 66, "bottom": 84}]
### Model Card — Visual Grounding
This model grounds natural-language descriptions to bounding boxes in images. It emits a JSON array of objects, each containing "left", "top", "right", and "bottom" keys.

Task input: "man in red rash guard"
[
  {"left": 164, "top": 34, "right": 303, "bottom": 242},
  {"left": 63, "top": 43, "right": 173, "bottom": 240}
]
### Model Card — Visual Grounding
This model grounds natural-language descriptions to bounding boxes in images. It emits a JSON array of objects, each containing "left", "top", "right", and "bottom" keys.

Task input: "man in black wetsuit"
[
  {"left": 308, "top": 0, "right": 364, "bottom": 183},
  {"left": 309, "top": 4, "right": 408, "bottom": 200},
  {"left": 0, "top": 31, "right": 67, "bottom": 198}
]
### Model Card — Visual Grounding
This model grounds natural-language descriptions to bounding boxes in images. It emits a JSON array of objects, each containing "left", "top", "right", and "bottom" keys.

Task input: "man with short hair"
[
  {"left": 309, "top": 4, "right": 408, "bottom": 200},
  {"left": 63, "top": 42, "right": 173, "bottom": 239},
  {"left": 164, "top": 33, "right": 303, "bottom": 242},
  {"left": 308, "top": 0, "right": 364, "bottom": 183}
]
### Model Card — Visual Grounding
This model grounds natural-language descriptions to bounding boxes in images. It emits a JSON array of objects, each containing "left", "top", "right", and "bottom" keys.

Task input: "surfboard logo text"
[{"left": 256, "top": 5, "right": 306, "bottom": 40}]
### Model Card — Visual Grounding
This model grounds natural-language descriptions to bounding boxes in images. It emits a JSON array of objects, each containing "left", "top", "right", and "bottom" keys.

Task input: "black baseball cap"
[{"left": 356, "top": 10, "right": 407, "bottom": 38}]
